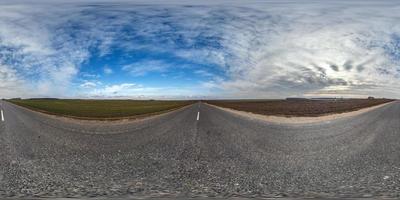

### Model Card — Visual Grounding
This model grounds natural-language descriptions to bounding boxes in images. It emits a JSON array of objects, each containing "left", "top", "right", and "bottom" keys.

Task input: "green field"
[{"left": 8, "top": 99, "right": 194, "bottom": 119}]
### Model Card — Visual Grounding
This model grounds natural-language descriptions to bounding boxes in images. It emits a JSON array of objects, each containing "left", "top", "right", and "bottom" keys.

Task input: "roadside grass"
[{"left": 8, "top": 99, "right": 194, "bottom": 119}]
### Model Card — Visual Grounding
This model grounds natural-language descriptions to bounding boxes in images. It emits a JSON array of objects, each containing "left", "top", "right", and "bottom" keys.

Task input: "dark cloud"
[
  {"left": 377, "top": 67, "right": 391, "bottom": 75},
  {"left": 329, "top": 63, "right": 339, "bottom": 72},
  {"left": 356, "top": 64, "right": 365, "bottom": 72},
  {"left": 311, "top": 63, "right": 327, "bottom": 76},
  {"left": 354, "top": 58, "right": 375, "bottom": 73},
  {"left": 343, "top": 60, "right": 353, "bottom": 71},
  {"left": 266, "top": 68, "right": 348, "bottom": 94}
]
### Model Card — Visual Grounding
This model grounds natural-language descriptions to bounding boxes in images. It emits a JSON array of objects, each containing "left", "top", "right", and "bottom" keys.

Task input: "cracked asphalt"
[{"left": 0, "top": 100, "right": 400, "bottom": 198}]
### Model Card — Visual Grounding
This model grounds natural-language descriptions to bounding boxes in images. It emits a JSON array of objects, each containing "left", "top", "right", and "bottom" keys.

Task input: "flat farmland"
[
  {"left": 205, "top": 99, "right": 394, "bottom": 117},
  {"left": 8, "top": 99, "right": 194, "bottom": 120}
]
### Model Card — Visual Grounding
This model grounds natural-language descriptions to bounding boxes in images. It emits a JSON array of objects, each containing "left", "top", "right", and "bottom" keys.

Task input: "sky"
[{"left": 0, "top": 0, "right": 400, "bottom": 99}]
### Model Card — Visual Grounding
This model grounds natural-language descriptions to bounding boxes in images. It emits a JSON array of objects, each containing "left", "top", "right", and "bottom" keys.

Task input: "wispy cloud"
[
  {"left": 92, "top": 83, "right": 140, "bottom": 95},
  {"left": 80, "top": 81, "right": 99, "bottom": 89},
  {"left": 194, "top": 69, "right": 214, "bottom": 77},
  {"left": 88, "top": 82, "right": 204, "bottom": 99},
  {"left": 103, "top": 66, "right": 113, "bottom": 75},
  {"left": 0, "top": 64, "right": 28, "bottom": 97},
  {"left": 122, "top": 60, "right": 172, "bottom": 77}
]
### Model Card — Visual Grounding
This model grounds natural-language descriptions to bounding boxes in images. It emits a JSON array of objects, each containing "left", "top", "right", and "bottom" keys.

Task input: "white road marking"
[
  {"left": 1, "top": 110, "right": 4, "bottom": 122},
  {"left": 196, "top": 111, "right": 200, "bottom": 121}
]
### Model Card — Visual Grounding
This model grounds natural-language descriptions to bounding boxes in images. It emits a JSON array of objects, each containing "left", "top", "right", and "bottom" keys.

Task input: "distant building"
[{"left": 368, "top": 96, "right": 375, "bottom": 99}]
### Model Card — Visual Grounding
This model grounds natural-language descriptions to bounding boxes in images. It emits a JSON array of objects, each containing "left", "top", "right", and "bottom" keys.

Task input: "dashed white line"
[
  {"left": 196, "top": 111, "right": 200, "bottom": 121},
  {"left": 1, "top": 109, "right": 4, "bottom": 122}
]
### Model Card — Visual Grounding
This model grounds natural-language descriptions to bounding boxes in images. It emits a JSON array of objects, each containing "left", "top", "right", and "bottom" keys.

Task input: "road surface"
[{"left": 0, "top": 100, "right": 399, "bottom": 198}]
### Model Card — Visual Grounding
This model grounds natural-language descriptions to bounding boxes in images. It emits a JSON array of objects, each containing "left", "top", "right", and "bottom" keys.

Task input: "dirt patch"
[
  {"left": 206, "top": 99, "right": 395, "bottom": 124},
  {"left": 205, "top": 99, "right": 394, "bottom": 117}
]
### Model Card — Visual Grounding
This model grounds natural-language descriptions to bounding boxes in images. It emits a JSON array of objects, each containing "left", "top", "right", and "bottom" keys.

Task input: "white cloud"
[
  {"left": 90, "top": 83, "right": 142, "bottom": 96},
  {"left": 103, "top": 66, "right": 113, "bottom": 75},
  {"left": 122, "top": 60, "right": 172, "bottom": 76},
  {"left": 87, "top": 82, "right": 208, "bottom": 99},
  {"left": 194, "top": 69, "right": 214, "bottom": 77},
  {"left": 81, "top": 72, "right": 100, "bottom": 79},
  {"left": 80, "top": 81, "right": 98, "bottom": 89},
  {"left": 0, "top": 64, "right": 29, "bottom": 98},
  {"left": 0, "top": 3, "right": 90, "bottom": 98}
]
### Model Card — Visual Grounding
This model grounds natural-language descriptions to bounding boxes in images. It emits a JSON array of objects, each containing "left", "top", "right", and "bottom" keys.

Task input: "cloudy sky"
[{"left": 0, "top": 0, "right": 399, "bottom": 99}]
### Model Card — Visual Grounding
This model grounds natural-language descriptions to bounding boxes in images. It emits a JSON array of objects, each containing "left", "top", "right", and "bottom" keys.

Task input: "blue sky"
[{"left": 0, "top": 0, "right": 400, "bottom": 99}]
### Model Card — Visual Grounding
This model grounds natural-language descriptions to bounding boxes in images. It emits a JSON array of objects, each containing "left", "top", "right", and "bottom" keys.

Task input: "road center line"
[
  {"left": 1, "top": 109, "right": 4, "bottom": 122},
  {"left": 196, "top": 111, "right": 200, "bottom": 121}
]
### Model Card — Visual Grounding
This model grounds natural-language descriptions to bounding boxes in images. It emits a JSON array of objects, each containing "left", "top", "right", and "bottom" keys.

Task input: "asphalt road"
[{"left": 0, "top": 100, "right": 400, "bottom": 198}]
